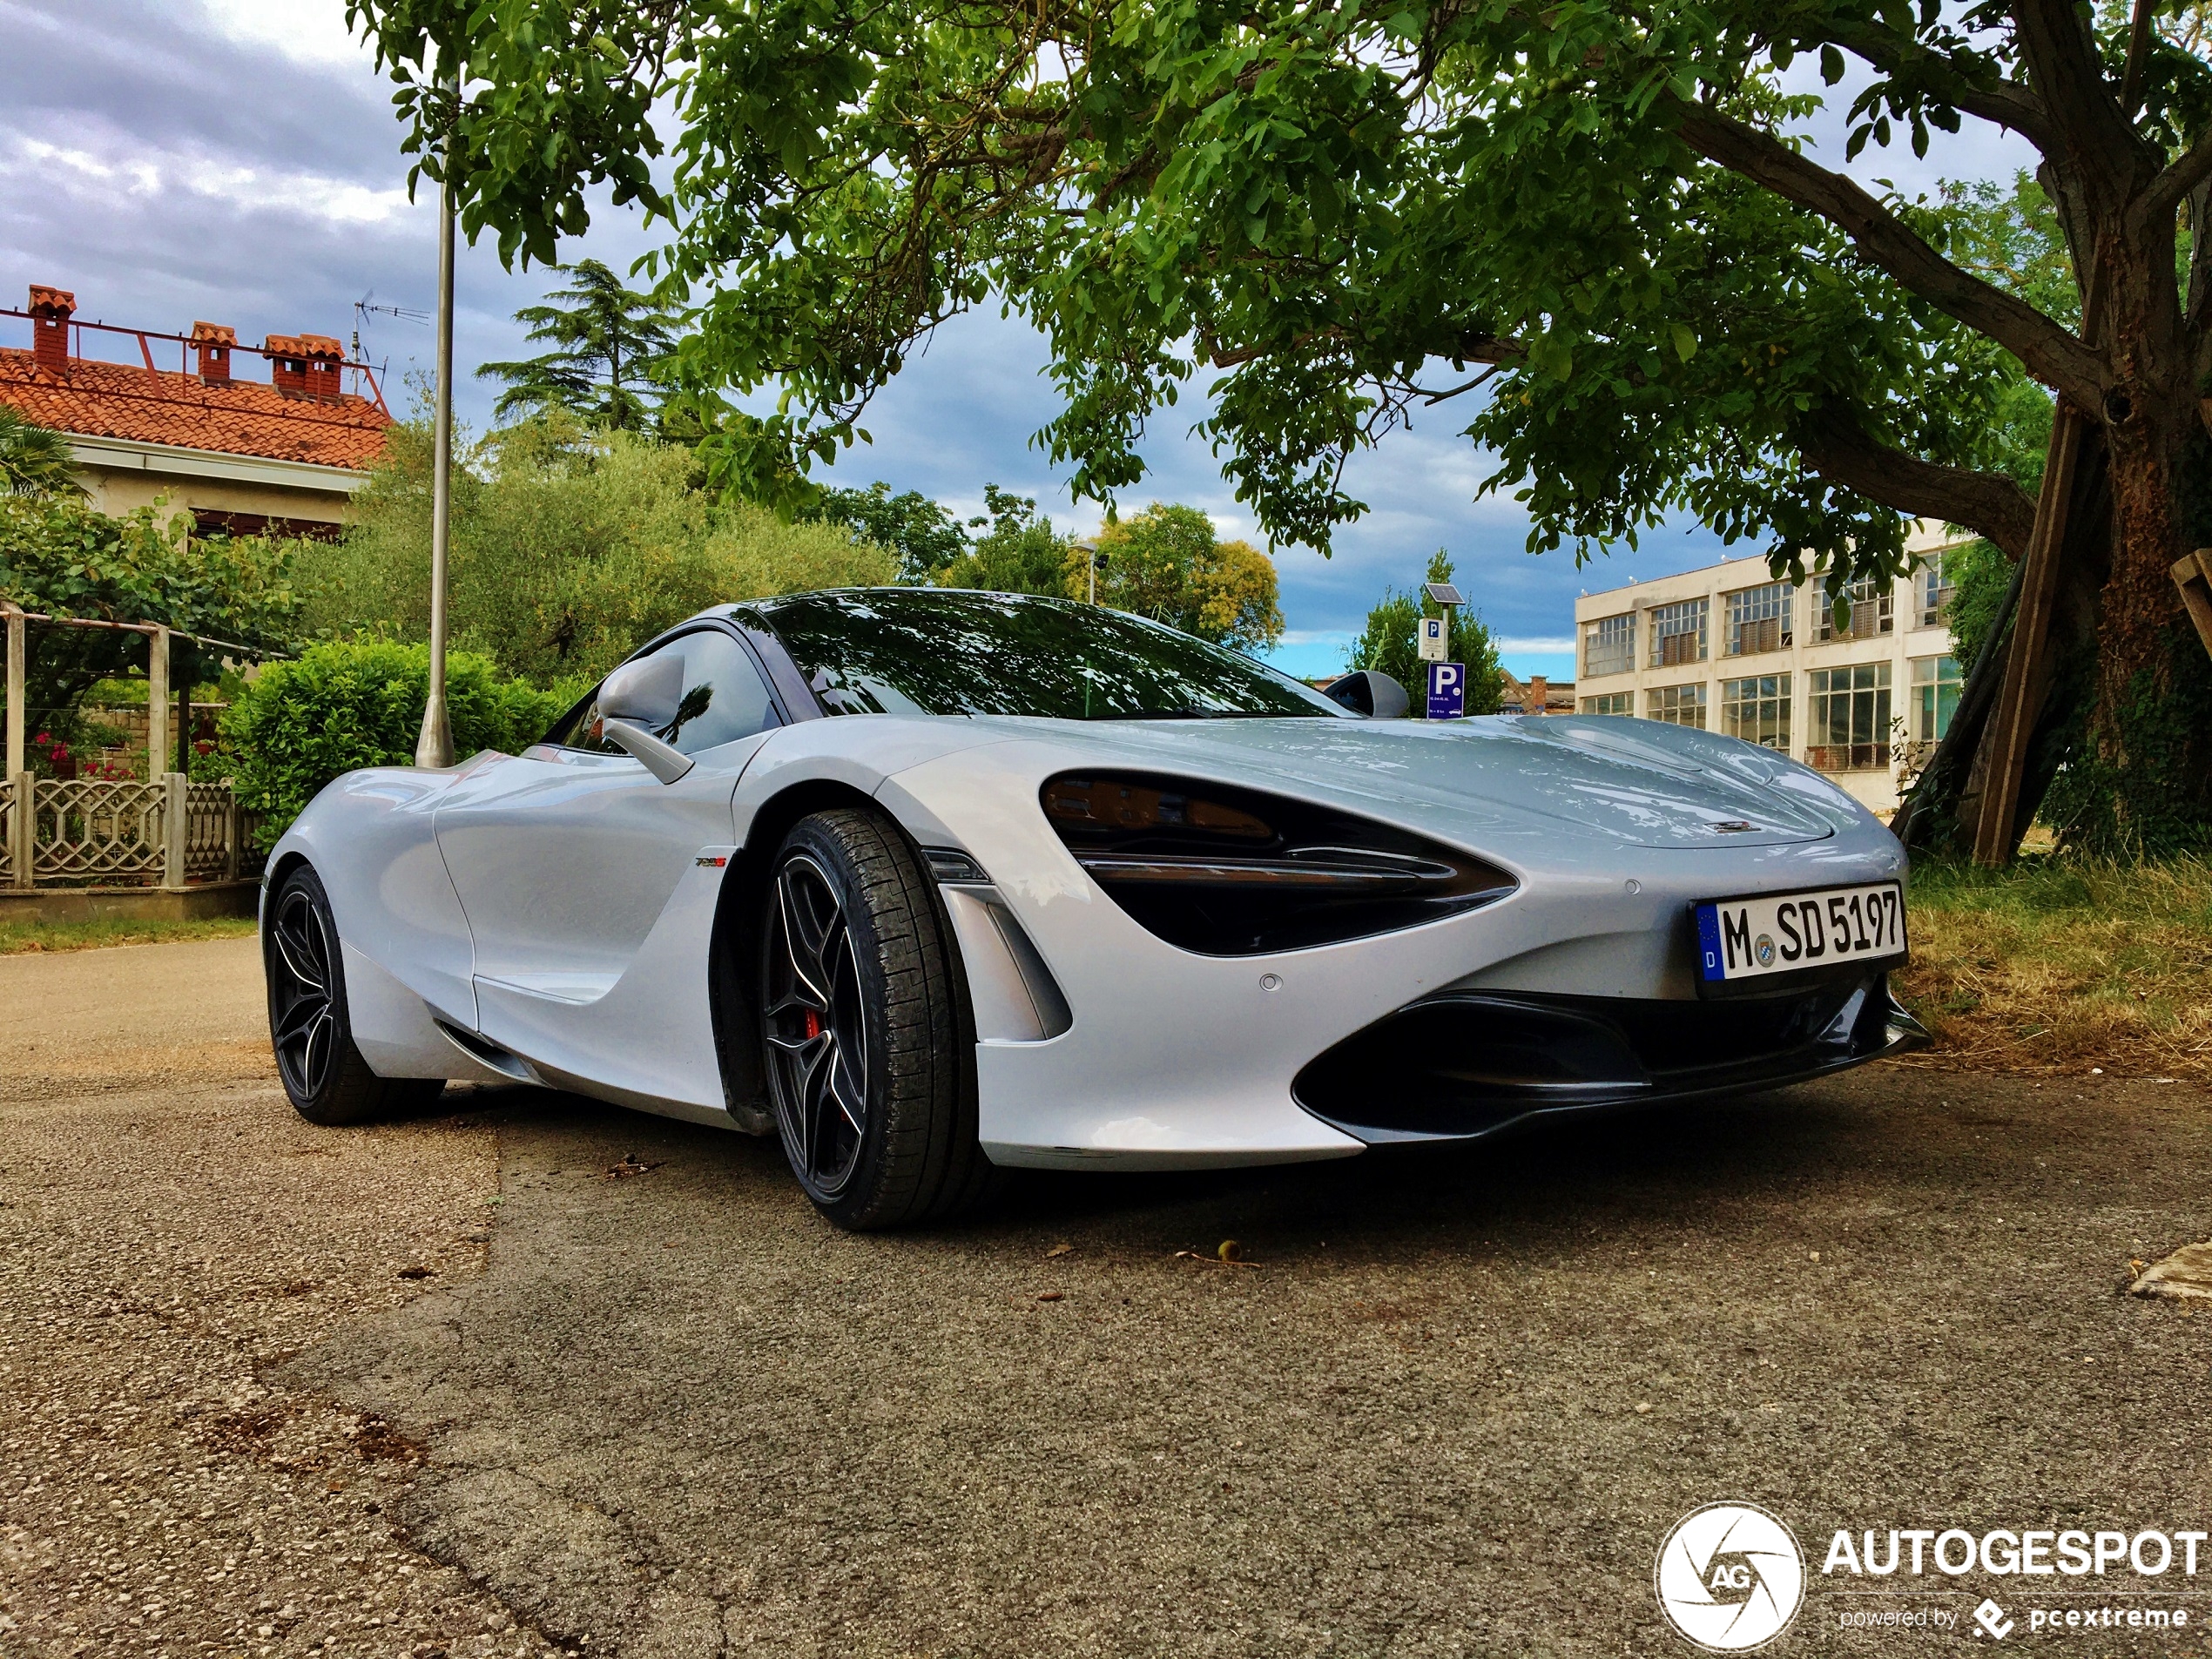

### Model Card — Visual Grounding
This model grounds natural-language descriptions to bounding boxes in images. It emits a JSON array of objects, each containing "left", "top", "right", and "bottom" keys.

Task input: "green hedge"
[{"left": 222, "top": 640, "right": 573, "bottom": 848}]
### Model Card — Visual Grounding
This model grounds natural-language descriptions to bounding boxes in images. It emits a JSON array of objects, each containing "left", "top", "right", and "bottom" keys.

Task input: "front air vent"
[
  {"left": 1041, "top": 772, "right": 1515, "bottom": 954},
  {"left": 1292, "top": 978, "right": 1892, "bottom": 1142}
]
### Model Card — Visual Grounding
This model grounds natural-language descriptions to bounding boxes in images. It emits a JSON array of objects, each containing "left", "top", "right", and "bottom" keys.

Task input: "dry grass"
[
  {"left": 0, "top": 914, "right": 259, "bottom": 954},
  {"left": 1898, "top": 856, "right": 2212, "bottom": 1078}
]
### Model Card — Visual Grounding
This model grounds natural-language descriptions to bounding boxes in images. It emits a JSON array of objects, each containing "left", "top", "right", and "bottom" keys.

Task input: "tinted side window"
[
  {"left": 551, "top": 680, "right": 627, "bottom": 755},
  {"left": 539, "top": 687, "right": 602, "bottom": 751},
  {"left": 659, "top": 631, "right": 778, "bottom": 754},
  {"left": 558, "top": 630, "right": 779, "bottom": 758}
]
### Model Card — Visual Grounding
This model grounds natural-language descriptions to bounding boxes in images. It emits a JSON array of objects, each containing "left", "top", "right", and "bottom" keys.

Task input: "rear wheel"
[
  {"left": 264, "top": 864, "right": 442, "bottom": 1126},
  {"left": 759, "top": 809, "right": 995, "bottom": 1229}
]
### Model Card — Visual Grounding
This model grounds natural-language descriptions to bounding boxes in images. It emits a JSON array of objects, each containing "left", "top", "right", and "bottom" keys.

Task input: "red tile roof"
[{"left": 0, "top": 348, "right": 392, "bottom": 472}]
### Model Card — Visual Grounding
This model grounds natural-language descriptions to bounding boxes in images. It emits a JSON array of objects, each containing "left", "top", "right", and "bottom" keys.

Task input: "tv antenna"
[{"left": 352, "top": 289, "right": 429, "bottom": 359}]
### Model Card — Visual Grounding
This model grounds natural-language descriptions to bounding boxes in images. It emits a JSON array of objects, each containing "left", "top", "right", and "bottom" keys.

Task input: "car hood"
[{"left": 966, "top": 712, "right": 1867, "bottom": 851}]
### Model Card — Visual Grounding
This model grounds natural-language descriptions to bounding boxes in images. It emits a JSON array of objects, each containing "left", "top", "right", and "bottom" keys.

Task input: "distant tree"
[
  {"left": 1347, "top": 552, "right": 1503, "bottom": 718},
  {"left": 310, "top": 415, "right": 894, "bottom": 683},
  {"left": 0, "top": 408, "right": 81, "bottom": 498},
  {"left": 812, "top": 481, "right": 968, "bottom": 583},
  {"left": 1080, "top": 502, "right": 1282, "bottom": 652},
  {"left": 933, "top": 484, "right": 1076, "bottom": 596},
  {"left": 476, "top": 260, "right": 678, "bottom": 432}
]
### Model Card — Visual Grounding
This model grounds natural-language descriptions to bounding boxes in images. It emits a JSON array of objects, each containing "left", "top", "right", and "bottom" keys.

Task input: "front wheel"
[
  {"left": 759, "top": 809, "right": 995, "bottom": 1230},
  {"left": 264, "top": 864, "right": 442, "bottom": 1126}
]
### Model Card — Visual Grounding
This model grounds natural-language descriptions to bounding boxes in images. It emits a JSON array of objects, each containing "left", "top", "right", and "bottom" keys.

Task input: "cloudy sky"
[{"left": 0, "top": 0, "right": 2032, "bottom": 679}]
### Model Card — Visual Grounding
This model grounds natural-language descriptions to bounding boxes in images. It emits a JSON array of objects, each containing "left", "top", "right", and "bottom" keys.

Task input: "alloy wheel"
[
  {"left": 268, "top": 886, "right": 338, "bottom": 1102},
  {"left": 764, "top": 853, "right": 872, "bottom": 1196}
]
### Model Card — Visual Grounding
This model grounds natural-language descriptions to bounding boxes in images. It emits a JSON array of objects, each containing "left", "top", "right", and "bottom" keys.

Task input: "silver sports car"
[{"left": 262, "top": 588, "right": 1925, "bottom": 1228}]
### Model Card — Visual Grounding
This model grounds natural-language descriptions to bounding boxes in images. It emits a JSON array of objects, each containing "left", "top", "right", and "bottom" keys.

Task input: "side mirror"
[
  {"left": 600, "top": 718, "right": 694, "bottom": 786},
  {"left": 597, "top": 651, "right": 684, "bottom": 730},
  {"left": 1323, "top": 670, "right": 1410, "bottom": 718}
]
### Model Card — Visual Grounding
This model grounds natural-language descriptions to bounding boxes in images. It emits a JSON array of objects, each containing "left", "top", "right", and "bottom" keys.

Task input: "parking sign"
[
  {"left": 1426, "top": 661, "right": 1465, "bottom": 720},
  {"left": 1417, "top": 616, "right": 1447, "bottom": 662}
]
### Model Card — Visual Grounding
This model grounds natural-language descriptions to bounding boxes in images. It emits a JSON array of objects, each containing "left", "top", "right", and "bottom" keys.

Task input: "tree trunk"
[{"left": 2079, "top": 377, "right": 2212, "bottom": 846}]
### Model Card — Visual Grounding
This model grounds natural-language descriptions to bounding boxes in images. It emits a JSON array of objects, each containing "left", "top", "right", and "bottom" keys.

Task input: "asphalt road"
[{"left": 7, "top": 938, "right": 2212, "bottom": 1657}]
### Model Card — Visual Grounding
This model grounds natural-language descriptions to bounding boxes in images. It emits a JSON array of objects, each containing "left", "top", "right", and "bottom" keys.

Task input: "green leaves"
[
  {"left": 0, "top": 409, "right": 82, "bottom": 499},
  {"left": 343, "top": 0, "right": 2066, "bottom": 597},
  {"left": 0, "top": 495, "right": 302, "bottom": 734}
]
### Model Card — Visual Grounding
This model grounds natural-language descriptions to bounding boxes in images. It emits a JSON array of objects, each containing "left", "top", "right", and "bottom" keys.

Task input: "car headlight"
[{"left": 1041, "top": 772, "right": 1516, "bottom": 954}]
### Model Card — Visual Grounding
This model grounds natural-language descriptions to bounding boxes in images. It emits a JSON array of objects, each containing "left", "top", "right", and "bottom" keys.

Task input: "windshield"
[{"left": 744, "top": 590, "right": 1348, "bottom": 720}]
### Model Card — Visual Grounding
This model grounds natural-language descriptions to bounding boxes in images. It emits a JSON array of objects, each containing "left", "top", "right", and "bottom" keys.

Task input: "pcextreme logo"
[{"left": 1654, "top": 1502, "right": 1807, "bottom": 1652}]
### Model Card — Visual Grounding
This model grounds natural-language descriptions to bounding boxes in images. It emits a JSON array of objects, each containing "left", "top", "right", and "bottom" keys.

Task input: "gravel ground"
[
  {"left": 6, "top": 940, "right": 2212, "bottom": 1656},
  {"left": 305, "top": 1069, "right": 2212, "bottom": 1658},
  {"left": 0, "top": 938, "right": 545, "bottom": 1658}
]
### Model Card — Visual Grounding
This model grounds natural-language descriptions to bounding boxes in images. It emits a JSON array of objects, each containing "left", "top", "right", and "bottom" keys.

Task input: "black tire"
[
  {"left": 264, "top": 863, "right": 443, "bottom": 1127},
  {"left": 759, "top": 808, "right": 997, "bottom": 1230}
]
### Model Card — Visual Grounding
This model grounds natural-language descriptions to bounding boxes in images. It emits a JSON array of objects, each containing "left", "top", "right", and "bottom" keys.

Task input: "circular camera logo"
[{"left": 1654, "top": 1502, "right": 1804, "bottom": 1652}]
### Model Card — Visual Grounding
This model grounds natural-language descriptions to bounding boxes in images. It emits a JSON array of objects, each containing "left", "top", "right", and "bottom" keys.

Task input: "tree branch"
[
  {"left": 2120, "top": 0, "right": 2155, "bottom": 115},
  {"left": 1673, "top": 103, "right": 2109, "bottom": 409},
  {"left": 1825, "top": 23, "right": 2055, "bottom": 152},
  {"left": 1796, "top": 408, "right": 2039, "bottom": 562},
  {"left": 2141, "top": 125, "right": 2212, "bottom": 226},
  {"left": 2011, "top": 0, "right": 2149, "bottom": 196}
]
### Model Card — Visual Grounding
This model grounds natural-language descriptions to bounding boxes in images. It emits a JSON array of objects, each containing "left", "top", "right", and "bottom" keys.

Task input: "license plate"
[{"left": 1696, "top": 882, "right": 1905, "bottom": 985}]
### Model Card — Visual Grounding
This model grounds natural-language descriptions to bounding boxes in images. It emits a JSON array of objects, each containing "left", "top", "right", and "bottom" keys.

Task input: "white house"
[{"left": 1570, "top": 521, "right": 1970, "bottom": 816}]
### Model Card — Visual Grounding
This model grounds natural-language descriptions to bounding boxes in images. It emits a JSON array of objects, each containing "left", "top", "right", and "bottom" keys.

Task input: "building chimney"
[
  {"left": 266, "top": 334, "right": 345, "bottom": 400},
  {"left": 265, "top": 335, "right": 307, "bottom": 395},
  {"left": 191, "top": 321, "right": 235, "bottom": 385},
  {"left": 300, "top": 334, "right": 343, "bottom": 401},
  {"left": 1529, "top": 675, "right": 1548, "bottom": 713},
  {"left": 28, "top": 284, "right": 73, "bottom": 374}
]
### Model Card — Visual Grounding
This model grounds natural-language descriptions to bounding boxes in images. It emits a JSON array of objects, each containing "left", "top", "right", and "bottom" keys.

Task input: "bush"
[{"left": 222, "top": 639, "right": 571, "bottom": 846}]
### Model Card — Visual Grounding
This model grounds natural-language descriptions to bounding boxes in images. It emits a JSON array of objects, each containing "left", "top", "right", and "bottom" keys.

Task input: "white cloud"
[
  {"left": 3, "top": 132, "right": 412, "bottom": 226},
  {"left": 1494, "top": 637, "right": 1575, "bottom": 653},
  {"left": 197, "top": 0, "right": 368, "bottom": 70}
]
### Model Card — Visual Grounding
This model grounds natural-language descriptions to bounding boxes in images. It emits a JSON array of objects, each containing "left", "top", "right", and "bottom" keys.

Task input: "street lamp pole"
[{"left": 414, "top": 90, "right": 458, "bottom": 770}]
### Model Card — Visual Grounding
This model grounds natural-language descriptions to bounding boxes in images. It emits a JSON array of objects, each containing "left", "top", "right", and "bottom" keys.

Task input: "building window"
[
  {"left": 1917, "top": 551, "right": 1959, "bottom": 629},
  {"left": 1646, "top": 682, "right": 1707, "bottom": 728},
  {"left": 1719, "top": 674, "right": 1791, "bottom": 752},
  {"left": 1649, "top": 598, "right": 1709, "bottom": 667},
  {"left": 1581, "top": 691, "right": 1633, "bottom": 716},
  {"left": 1912, "top": 655, "right": 1961, "bottom": 743},
  {"left": 1584, "top": 613, "right": 1635, "bottom": 678},
  {"left": 1806, "top": 663, "right": 1892, "bottom": 770},
  {"left": 1723, "top": 581, "right": 1793, "bottom": 657},
  {"left": 1816, "top": 572, "right": 1894, "bottom": 642}
]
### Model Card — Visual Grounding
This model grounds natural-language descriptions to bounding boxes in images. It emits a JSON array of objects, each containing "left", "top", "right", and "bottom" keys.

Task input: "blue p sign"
[{"left": 1426, "top": 661, "right": 1465, "bottom": 720}]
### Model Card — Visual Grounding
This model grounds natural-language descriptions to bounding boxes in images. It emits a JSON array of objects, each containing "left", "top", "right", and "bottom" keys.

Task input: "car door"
[{"left": 435, "top": 625, "right": 783, "bottom": 1015}]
